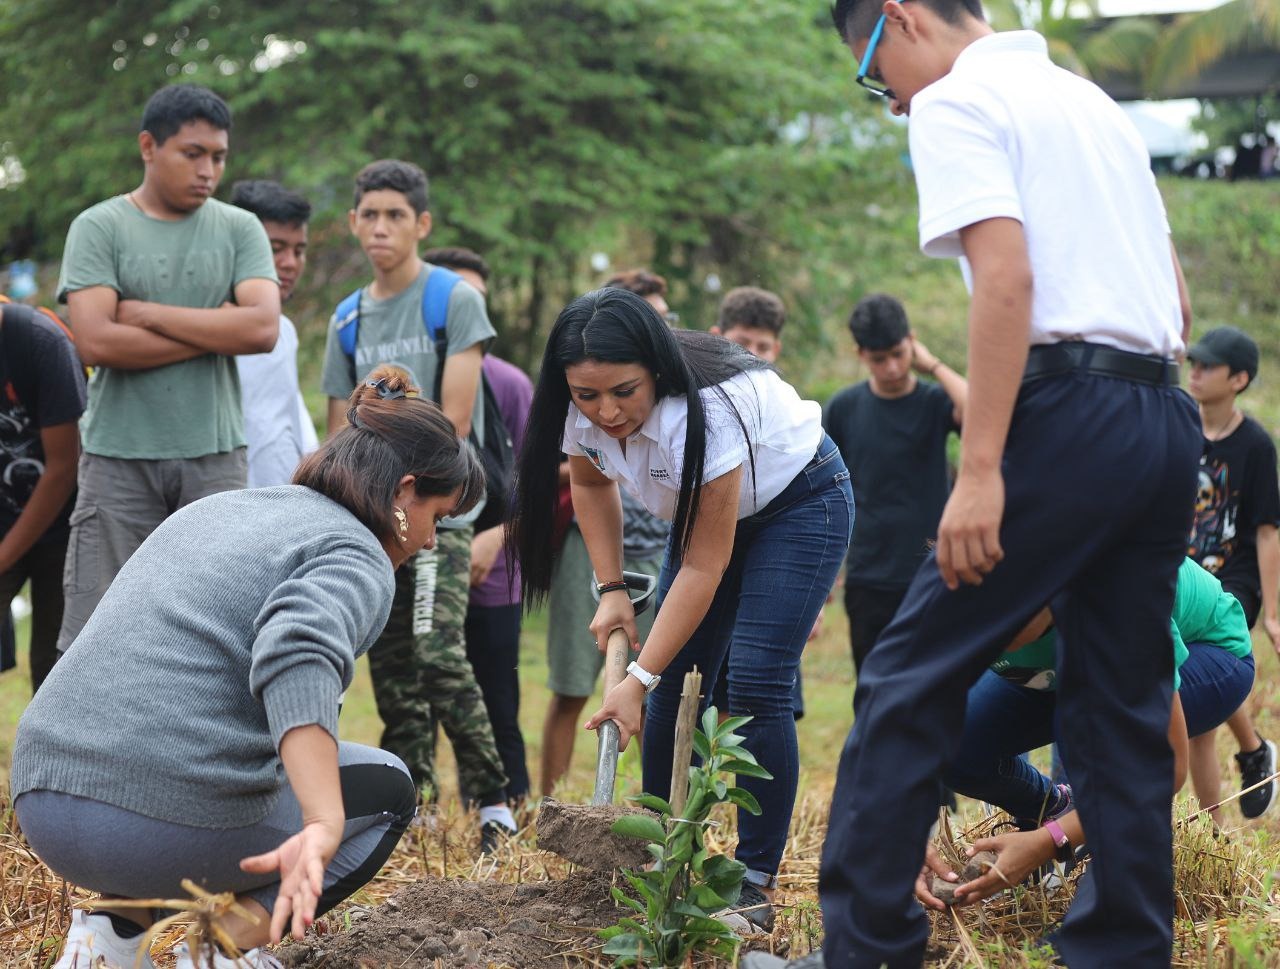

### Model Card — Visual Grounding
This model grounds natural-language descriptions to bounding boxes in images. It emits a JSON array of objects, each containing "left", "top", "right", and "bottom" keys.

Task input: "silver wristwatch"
[{"left": 626, "top": 661, "right": 662, "bottom": 694}]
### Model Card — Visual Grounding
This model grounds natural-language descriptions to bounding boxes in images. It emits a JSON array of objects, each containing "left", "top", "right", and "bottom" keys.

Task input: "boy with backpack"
[
  {"left": 0, "top": 298, "right": 87, "bottom": 692},
  {"left": 321, "top": 160, "right": 516, "bottom": 850}
]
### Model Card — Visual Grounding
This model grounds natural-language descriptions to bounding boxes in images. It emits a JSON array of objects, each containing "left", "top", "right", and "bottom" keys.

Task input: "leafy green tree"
[
  {"left": 1148, "top": 0, "right": 1280, "bottom": 97},
  {"left": 981, "top": 0, "right": 1160, "bottom": 81},
  {"left": 0, "top": 0, "right": 903, "bottom": 366}
]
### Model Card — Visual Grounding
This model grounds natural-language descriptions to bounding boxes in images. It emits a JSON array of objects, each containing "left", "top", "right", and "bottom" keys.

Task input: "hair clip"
[{"left": 366, "top": 376, "right": 406, "bottom": 400}]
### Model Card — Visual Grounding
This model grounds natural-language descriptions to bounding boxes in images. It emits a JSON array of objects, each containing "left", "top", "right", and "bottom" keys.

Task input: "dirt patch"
[
  {"left": 535, "top": 797, "right": 653, "bottom": 871},
  {"left": 278, "top": 869, "right": 622, "bottom": 968}
]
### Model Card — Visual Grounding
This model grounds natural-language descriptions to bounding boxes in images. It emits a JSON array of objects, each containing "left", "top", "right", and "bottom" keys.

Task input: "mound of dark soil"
[{"left": 278, "top": 870, "right": 622, "bottom": 968}]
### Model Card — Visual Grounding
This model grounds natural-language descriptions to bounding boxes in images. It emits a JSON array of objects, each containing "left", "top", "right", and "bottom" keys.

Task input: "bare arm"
[
  {"left": 0, "top": 423, "right": 79, "bottom": 574},
  {"left": 67, "top": 286, "right": 206, "bottom": 369},
  {"left": 584, "top": 466, "right": 741, "bottom": 747},
  {"left": 117, "top": 277, "right": 279, "bottom": 356},
  {"left": 935, "top": 217, "right": 1033, "bottom": 590},
  {"left": 239, "top": 724, "right": 344, "bottom": 942},
  {"left": 439, "top": 344, "right": 484, "bottom": 438},
  {"left": 911, "top": 335, "right": 969, "bottom": 425},
  {"left": 629, "top": 466, "right": 740, "bottom": 675},
  {"left": 570, "top": 453, "right": 626, "bottom": 602},
  {"left": 1005, "top": 607, "right": 1052, "bottom": 651},
  {"left": 1170, "top": 238, "right": 1192, "bottom": 348}
]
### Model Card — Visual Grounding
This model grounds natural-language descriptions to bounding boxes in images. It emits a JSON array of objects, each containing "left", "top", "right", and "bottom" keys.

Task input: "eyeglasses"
[
  {"left": 856, "top": 14, "right": 893, "bottom": 97},
  {"left": 856, "top": 3, "right": 908, "bottom": 99}
]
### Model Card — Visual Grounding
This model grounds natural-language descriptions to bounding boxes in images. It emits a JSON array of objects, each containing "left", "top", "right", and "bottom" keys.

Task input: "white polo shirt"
[
  {"left": 561, "top": 369, "right": 822, "bottom": 521},
  {"left": 908, "top": 30, "right": 1183, "bottom": 357}
]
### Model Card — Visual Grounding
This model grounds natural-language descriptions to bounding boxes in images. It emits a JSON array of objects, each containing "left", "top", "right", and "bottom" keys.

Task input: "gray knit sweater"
[{"left": 11, "top": 485, "right": 395, "bottom": 828}]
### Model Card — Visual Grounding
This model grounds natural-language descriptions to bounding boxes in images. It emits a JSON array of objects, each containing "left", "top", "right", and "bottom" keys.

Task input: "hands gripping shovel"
[{"left": 536, "top": 571, "right": 658, "bottom": 870}]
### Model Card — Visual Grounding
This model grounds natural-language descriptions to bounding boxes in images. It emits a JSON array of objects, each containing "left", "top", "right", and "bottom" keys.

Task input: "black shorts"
[{"left": 1222, "top": 582, "right": 1262, "bottom": 629}]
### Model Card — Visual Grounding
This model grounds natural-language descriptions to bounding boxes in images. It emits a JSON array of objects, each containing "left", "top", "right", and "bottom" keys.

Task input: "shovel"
[{"left": 536, "top": 569, "right": 658, "bottom": 869}]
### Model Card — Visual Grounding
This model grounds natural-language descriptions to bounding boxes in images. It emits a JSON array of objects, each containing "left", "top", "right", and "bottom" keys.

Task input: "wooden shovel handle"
[{"left": 602, "top": 626, "right": 632, "bottom": 696}]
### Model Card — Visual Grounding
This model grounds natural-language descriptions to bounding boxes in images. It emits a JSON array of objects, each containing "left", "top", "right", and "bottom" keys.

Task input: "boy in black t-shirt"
[
  {"left": 823, "top": 294, "right": 967, "bottom": 675},
  {"left": 0, "top": 298, "right": 87, "bottom": 692},
  {"left": 1187, "top": 325, "right": 1280, "bottom": 820}
]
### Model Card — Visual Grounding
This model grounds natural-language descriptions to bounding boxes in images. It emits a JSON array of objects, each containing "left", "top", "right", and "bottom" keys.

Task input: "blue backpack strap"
[
  {"left": 335, "top": 288, "right": 363, "bottom": 359},
  {"left": 421, "top": 265, "right": 462, "bottom": 346}
]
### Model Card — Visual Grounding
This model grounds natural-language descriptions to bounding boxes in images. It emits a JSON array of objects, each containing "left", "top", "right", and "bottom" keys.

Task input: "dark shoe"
[
  {"left": 1237, "top": 738, "right": 1278, "bottom": 819},
  {"left": 479, "top": 820, "right": 515, "bottom": 855},
  {"left": 742, "top": 951, "right": 824, "bottom": 969},
  {"left": 731, "top": 882, "right": 775, "bottom": 933}
]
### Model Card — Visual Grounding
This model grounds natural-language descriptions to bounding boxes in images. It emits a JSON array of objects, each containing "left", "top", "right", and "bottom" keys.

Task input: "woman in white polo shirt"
[{"left": 511, "top": 287, "right": 853, "bottom": 928}]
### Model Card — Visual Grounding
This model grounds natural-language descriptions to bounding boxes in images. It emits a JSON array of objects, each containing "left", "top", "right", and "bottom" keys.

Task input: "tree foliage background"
[
  {"left": 1, "top": 0, "right": 965, "bottom": 377},
  {"left": 2, "top": 0, "right": 1275, "bottom": 399}
]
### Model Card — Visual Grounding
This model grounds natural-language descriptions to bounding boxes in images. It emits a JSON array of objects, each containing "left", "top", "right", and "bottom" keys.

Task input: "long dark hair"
[
  {"left": 510, "top": 288, "right": 769, "bottom": 604},
  {"left": 294, "top": 364, "right": 486, "bottom": 543}
]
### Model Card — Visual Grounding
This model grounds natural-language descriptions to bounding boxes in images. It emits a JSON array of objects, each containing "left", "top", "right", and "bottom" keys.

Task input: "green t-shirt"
[
  {"left": 320, "top": 262, "right": 495, "bottom": 527},
  {"left": 992, "top": 557, "right": 1252, "bottom": 692},
  {"left": 57, "top": 196, "right": 277, "bottom": 459}
]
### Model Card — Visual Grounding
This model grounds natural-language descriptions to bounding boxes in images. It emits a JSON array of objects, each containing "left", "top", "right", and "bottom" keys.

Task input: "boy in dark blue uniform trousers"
[{"left": 748, "top": 3, "right": 1201, "bottom": 966}]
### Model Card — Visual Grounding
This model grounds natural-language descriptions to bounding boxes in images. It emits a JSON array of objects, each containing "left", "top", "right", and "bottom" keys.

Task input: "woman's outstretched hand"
[
  {"left": 240, "top": 817, "right": 343, "bottom": 943},
  {"left": 584, "top": 675, "right": 646, "bottom": 749}
]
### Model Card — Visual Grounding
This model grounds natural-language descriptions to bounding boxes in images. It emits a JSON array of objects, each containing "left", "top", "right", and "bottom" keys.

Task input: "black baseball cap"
[{"left": 1187, "top": 326, "right": 1259, "bottom": 382}]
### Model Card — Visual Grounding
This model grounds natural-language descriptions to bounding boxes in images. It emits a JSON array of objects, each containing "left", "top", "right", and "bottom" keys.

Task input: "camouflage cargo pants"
[{"left": 368, "top": 525, "right": 509, "bottom": 803}]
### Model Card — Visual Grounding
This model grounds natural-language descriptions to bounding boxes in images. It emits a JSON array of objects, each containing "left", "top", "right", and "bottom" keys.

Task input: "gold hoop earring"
[{"left": 394, "top": 506, "right": 409, "bottom": 543}]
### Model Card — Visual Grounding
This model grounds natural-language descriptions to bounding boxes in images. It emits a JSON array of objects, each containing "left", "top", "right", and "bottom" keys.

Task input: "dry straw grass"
[{"left": 3, "top": 784, "right": 1279, "bottom": 968}]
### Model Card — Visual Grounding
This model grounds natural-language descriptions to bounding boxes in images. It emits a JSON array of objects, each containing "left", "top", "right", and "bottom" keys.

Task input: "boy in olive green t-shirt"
[{"left": 55, "top": 84, "right": 278, "bottom": 651}]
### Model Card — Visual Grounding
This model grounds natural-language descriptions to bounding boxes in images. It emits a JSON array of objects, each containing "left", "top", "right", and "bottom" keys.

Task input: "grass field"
[{"left": 4, "top": 586, "right": 1280, "bottom": 966}]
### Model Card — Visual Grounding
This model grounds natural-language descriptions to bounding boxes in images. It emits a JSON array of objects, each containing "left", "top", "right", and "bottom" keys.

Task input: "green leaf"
[
  {"left": 611, "top": 886, "right": 646, "bottom": 913},
  {"left": 719, "top": 757, "right": 773, "bottom": 780},
  {"left": 688, "top": 884, "right": 730, "bottom": 910},
  {"left": 726, "top": 786, "right": 764, "bottom": 815},
  {"left": 714, "top": 715, "right": 753, "bottom": 738},
  {"left": 601, "top": 934, "right": 657, "bottom": 959},
  {"left": 611, "top": 813, "right": 666, "bottom": 843},
  {"left": 692, "top": 730, "right": 711, "bottom": 761},
  {"left": 629, "top": 793, "right": 673, "bottom": 815},
  {"left": 701, "top": 708, "right": 719, "bottom": 740},
  {"left": 713, "top": 779, "right": 728, "bottom": 800}
]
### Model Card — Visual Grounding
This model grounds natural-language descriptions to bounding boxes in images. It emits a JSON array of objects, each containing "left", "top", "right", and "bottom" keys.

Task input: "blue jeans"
[
  {"left": 948, "top": 645, "right": 1255, "bottom": 821},
  {"left": 820, "top": 370, "right": 1200, "bottom": 968},
  {"left": 1179, "top": 643, "right": 1254, "bottom": 738},
  {"left": 944, "top": 670, "right": 1059, "bottom": 820},
  {"left": 642, "top": 435, "right": 853, "bottom": 884}
]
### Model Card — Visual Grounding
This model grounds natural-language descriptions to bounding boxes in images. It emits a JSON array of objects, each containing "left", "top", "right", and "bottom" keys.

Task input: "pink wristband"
[{"left": 1043, "top": 818, "right": 1071, "bottom": 861}]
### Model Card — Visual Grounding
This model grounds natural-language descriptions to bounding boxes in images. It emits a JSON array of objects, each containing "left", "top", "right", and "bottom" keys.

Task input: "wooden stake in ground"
[{"left": 669, "top": 667, "right": 703, "bottom": 818}]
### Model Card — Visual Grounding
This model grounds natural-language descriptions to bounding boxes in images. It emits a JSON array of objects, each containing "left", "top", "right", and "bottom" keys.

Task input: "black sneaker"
[
  {"left": 732, "top": 882, "right": 775, "bottom": 933},
  {"left": 1236, "top": 738, "right": 1278, "bottom": 819},
  {"left": 479, "top": 821, "right": 515, "bottom": 855}
]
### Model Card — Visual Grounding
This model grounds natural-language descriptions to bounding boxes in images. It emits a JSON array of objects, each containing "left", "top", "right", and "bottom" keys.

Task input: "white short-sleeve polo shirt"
[
  {"left": 907, "top": 30, "right": 1183, "bottom": 357},
  {"left": 562, "top": 369, "right": 822, "bottom": 521}
]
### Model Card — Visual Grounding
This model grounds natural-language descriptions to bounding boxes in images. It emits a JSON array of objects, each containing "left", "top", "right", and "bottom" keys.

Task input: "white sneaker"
[
  {"left": 174, "top": 941, "right": 283, "bottom": 968},
  {"left": 53, "top": 910, "right": 156, "bottom": 969}
]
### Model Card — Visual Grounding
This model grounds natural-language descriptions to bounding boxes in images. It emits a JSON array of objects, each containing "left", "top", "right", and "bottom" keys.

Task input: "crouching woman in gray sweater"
[{"left": 11, "top": 365, "right": 484, "bottom": 969}]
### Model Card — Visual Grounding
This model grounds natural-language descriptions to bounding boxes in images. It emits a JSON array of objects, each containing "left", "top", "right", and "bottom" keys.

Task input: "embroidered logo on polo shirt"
[
  {"left": 649, "top": 468, "right": 671, "bottom": 480},
  {"left": 581, "top": 445, "right": 607, "bottom": 474}
]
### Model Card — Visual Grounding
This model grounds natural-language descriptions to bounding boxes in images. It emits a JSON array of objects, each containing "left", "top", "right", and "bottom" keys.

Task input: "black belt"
[{"left": 1023, "top": 342, "right": 1178, "bottom": 387}]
